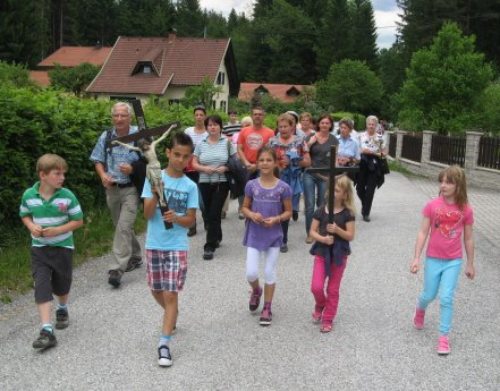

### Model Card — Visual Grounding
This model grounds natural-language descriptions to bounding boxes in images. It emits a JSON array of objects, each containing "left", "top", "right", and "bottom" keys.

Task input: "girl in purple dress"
[{"left": 241, "top": 147, "right": 292, "bottom": 326}]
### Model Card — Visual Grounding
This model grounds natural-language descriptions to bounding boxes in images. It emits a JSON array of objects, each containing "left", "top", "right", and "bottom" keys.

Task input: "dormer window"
[
  {"left": 255, "top": 85, "right": 268, "bottom": 96},
  {"left": 132, "top": 61, "right": 158, "bottom": 76}
]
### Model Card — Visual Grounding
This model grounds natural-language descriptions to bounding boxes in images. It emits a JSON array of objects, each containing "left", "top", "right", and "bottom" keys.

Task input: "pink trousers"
[{"left": 310, "top": 255, "right": 347, "bottom": 324}]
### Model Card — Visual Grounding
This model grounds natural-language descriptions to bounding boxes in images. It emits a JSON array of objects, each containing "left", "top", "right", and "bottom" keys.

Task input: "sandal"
[{"left": 320, "top": 324, "right": 332, "bottom": 333}]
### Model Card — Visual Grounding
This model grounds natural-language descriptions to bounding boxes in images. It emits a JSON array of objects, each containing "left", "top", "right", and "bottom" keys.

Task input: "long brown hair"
[{"left": 438, "top": 165, "right": 468, "bottom": 209}]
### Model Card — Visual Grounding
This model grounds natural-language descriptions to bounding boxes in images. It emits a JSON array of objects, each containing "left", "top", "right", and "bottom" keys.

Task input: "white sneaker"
[{"left": 158, "top": 345, "right": 173, "bottom": 367}]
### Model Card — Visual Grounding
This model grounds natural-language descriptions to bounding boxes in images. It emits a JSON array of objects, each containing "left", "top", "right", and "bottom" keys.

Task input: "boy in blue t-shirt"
[{"left": 142, "top": 133, "right": 198, "bottom": 367}]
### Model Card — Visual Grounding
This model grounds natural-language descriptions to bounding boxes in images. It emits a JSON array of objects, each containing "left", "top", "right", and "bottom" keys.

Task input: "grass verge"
[{"left": 0, "top": 206, "right": 146, "bottom": 304}]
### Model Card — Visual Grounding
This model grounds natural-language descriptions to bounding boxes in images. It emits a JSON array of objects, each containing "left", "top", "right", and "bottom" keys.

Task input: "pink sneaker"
[
  {"left": 437, "top": 335, "right": 451, "bottom": 355},
  {"left": 249, "top": 287, "right": 262, "bottom": 312},
  {"left": 312, "top": 306, "right": 323, "bottom": 324},
  {"left": 259, "top": 307, "right": 272, "bottom": 326},
  {"left": 413, "top": 308, "right": 425, "bottom": 330}
]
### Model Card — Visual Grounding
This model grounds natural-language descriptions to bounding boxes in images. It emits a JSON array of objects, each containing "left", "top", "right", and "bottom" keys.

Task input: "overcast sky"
[{"left": 199, "top": 0, "right": 400, "bottom": 49}]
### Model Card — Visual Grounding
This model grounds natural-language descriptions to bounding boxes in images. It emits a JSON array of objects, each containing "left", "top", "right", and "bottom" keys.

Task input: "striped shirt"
[
  {"left": 19, "top": 182, "right": 83, "bottom": 248},
  {"left": 194, "top": 137, "right": 236, "bottom": 183},
  {"left": 222, "top": 122, "right": 242, "bottom": 137}
]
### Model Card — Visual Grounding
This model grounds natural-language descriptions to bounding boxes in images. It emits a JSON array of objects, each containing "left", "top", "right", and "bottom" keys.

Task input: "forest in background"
[{"left": 1, "top": 0, "right": 500, "bottom": 131}]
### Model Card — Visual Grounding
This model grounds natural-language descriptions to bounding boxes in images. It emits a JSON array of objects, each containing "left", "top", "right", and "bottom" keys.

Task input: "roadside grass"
[
  {"left": 388, "top": 159, "right": 423, "bottom": 177},
  {"left": 0, "top": 207, "right": 146, "bottom": 304}
]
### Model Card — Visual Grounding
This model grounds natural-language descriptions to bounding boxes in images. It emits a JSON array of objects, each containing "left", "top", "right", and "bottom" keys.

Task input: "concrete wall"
[{"left": 387, "top": 130, "right": 500, "bottom": 190}]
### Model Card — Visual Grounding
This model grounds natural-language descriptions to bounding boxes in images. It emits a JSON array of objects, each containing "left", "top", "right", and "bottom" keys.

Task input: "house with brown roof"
[
  {"left": 30, "top": 46, "right": 112, "bottom": 87},
  {"left": 86, "top": 33, "right": 238, "bottom": 112},
  {"left": 238, "top": 82, "right": 312, "bottom": 103}
]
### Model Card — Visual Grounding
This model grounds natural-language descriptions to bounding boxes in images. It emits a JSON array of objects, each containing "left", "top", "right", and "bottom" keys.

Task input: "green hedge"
[{"left": 0, "top": 87, "right": 111, "bottom": 244}]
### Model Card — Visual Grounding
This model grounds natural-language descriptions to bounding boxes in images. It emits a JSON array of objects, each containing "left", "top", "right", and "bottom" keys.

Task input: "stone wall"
[{"left": 387, "top": 130, "right": 500, "bottom": 191}]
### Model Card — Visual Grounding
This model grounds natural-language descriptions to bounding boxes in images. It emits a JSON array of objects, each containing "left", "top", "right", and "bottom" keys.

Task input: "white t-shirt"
[{"left": 184, "top": 127, "right": 208, "bottom": 148}]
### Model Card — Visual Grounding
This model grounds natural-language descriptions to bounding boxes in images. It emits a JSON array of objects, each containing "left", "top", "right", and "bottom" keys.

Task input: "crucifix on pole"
[
  {"left": 108, "top": 99, "right": 180, "bottom": 230},
  {"left": 305, "top": 145, "right": 359, "bottom": 224}
]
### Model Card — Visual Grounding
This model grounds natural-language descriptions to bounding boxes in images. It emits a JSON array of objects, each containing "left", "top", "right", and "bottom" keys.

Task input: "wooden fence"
[
  {"left": 478, "top": 136, "right": 500, "bottom": 170},
  {"left": 387, "top": 130, "right": 500, "bottom": 190},
  {"left": 430, "top": 134, "right": 466, "bottom": 167}
]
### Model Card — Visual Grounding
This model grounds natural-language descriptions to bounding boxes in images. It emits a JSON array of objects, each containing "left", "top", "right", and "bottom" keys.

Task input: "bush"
[
  {"left": 396, "top": 22, "right": 493, "bottom": 133},
  {"left": 475, "top": 82, "right": 500, "bottom": 134},
  {"left": 49, "top": 63, "right": 100, "bottom": 96},
  {"left": 0, "top": 86, "right": 111, "bottom": 244},
  {"left": 0, "top": 61, "right": 36, "bottom": 88}
]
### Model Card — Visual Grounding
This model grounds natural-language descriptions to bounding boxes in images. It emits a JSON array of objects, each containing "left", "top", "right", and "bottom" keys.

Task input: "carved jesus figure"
[{"left": 112, "top": 124, "right": 176, "bottom": 206}]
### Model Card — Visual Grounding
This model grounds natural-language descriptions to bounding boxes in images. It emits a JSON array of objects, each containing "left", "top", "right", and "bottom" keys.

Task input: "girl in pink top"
[{"left": 410, "top": 166, "right": 475, "bottom": 355}]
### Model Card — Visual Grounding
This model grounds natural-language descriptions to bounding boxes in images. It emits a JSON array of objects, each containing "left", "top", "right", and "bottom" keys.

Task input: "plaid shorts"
[{"left": 146, "top": 249, "right": 187, "bottom": 292}]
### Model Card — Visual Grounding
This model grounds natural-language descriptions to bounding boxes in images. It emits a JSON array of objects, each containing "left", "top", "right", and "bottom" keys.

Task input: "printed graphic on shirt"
[
  {"left": 163, "top": 188, "right": 189, "bottom": 215},
  {"left": 434, "top": 207, "right": 464, "bottom": 239},
  {"left": 246, "top": 133, "right": 264, "bottom": 150}
]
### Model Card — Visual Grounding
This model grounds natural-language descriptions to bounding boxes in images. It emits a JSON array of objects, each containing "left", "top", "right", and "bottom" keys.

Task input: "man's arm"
[{"left": 95, "top": 162, "right": 115, "bottom": 188}]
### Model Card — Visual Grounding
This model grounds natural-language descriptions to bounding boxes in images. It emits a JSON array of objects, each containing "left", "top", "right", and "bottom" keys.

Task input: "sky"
[{"left": 198, "top": 0, "right": 401, "bottom": 49}]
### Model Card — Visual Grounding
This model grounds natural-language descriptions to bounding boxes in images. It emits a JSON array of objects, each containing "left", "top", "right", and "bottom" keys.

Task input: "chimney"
[{"left": 168, "top": 28, "right": 177, "bottom": 43}]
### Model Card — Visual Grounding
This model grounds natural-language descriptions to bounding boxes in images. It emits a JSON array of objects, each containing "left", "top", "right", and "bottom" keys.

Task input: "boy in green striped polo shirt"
[{"left": 19, "top": 154, "right": 84, "bottom": 350}]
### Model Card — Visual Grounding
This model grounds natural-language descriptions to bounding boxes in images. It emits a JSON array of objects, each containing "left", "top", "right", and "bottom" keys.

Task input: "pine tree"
[
  {"left": 349, "top": 0, "right": 378, "bottom": 71},
  {"left": 315, "top": 0, "right": 352, "bottom": 78}
]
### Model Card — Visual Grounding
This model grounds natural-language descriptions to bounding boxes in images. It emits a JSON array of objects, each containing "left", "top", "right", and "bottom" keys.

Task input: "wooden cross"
[
  {"left": 108, "top": 99, "right": 180, "bottom": 230},
  {"left": 106, "top": 99, "right": 180, "bottom": 148},
  {"left": 305, "top": 145, "right": 359, "bottom": 223}
]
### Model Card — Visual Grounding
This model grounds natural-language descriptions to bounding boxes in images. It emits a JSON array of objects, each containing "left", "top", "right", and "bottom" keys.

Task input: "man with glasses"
[{"left": 90, "top": 102, "right": 143, "bottom": 288}]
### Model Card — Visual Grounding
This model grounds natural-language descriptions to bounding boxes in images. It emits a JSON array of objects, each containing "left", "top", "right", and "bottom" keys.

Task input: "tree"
[
  {"left": 183, "top": 76, "right": 223, "bottom": 108},
  {"left": 0, "top": 61, "right": 37, "bottom": 88},
  {"left": 349, "top": 0, "right": 378, "bottom": 71},
  {"left": 203, "top": 10, "right": 228, "bottom": 38},
  {"left": 0, "top": 0, "right": 50, "bottom": 66},
  {"left": 316, "top": 59, "right": 383, "bottom": 113},
  {"left": 49, "top": 63, "right": 100, "bottom": 96},
  {"left": 175, "top": 0, "right": 204, "bottom": 37},
  {"left": 475, "top": 82, "right": 500, "bottom": 134},
  {"left": 246, "top": 0, "right": 317, "bottom": 83},
  {"left": 315, "top": 0, "right": 352, "bottom": 78},
  {"left": 397, "top": 0, "right": 500, "bottom": 69},
  {"left": 396, "top": 22, "right": 493, "bottom": 133}
]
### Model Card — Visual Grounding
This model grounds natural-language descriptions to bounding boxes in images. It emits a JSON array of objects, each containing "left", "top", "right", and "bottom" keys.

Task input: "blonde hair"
[
  {"left": 299, "top": 112, "right": 312, "bottom": 121},
  {"left": 438, "top": 165, "right": 468, "bottom": 209},
  {"left": 277, "top": 113, "right": 294, "bottom": 126},
  {"left": 241, "top": 116, "right": 253, "bottom": 127},
  {"left": 36, "top": 154, "right": 68, "bottom": 174},
  {"left": 324, "top": 175, "right": 356, "bottom": 215}
]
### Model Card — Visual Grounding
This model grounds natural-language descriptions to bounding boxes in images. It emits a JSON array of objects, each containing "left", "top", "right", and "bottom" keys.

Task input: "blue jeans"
[
  {"left": 303, "top": 172, "right": 327, "bottom": 235},
  {"left": 418, "top": 257, "right": 462, "bottom": 335}
]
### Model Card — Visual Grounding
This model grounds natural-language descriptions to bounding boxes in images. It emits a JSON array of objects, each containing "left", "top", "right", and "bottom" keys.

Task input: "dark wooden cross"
[
  {"left": 108, "top": 99, "right": 180, "bottom": 230},
  {"left": 305, "top": 145, "right": 359, "bottom": 223},
  {"left": 106, "top": 99, "right": 180, "bottom": 147}
]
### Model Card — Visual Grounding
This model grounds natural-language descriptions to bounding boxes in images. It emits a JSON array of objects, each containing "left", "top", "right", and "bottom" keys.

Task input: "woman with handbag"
[
  {"left": 356, "top": 115, "right": 387, "bottom": 222},
  {"left": 193, "top": 115, "right": 236, "bottom": 260}
]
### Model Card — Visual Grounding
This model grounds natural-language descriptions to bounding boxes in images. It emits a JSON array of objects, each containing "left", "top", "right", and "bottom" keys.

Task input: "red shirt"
[{"left": 237, "top": 126, "right": 275, "bottom": 164}]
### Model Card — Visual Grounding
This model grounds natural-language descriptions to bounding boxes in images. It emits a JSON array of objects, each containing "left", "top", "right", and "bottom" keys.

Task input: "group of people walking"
[{"left": 18, "top": 101, "right": 475, "bottom": 368}]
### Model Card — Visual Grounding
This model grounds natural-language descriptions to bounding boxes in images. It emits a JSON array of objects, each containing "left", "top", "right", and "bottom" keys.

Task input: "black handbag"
[
  {"left": 379, "top": 157, "right": 390, "bottom": 175},
  {"left": 225, "top": 139, "right": 247, "bottom": 198}
]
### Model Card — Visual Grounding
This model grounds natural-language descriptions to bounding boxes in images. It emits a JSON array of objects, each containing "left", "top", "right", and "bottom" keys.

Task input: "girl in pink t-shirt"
[{"left": 410, "top": 166, "right": 475, "bottom": 355}]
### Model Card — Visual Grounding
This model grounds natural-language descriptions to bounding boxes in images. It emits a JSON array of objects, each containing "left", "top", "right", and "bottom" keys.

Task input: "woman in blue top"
[{"left": 193, "top": 115, "right": 236, "bottom": 260}]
